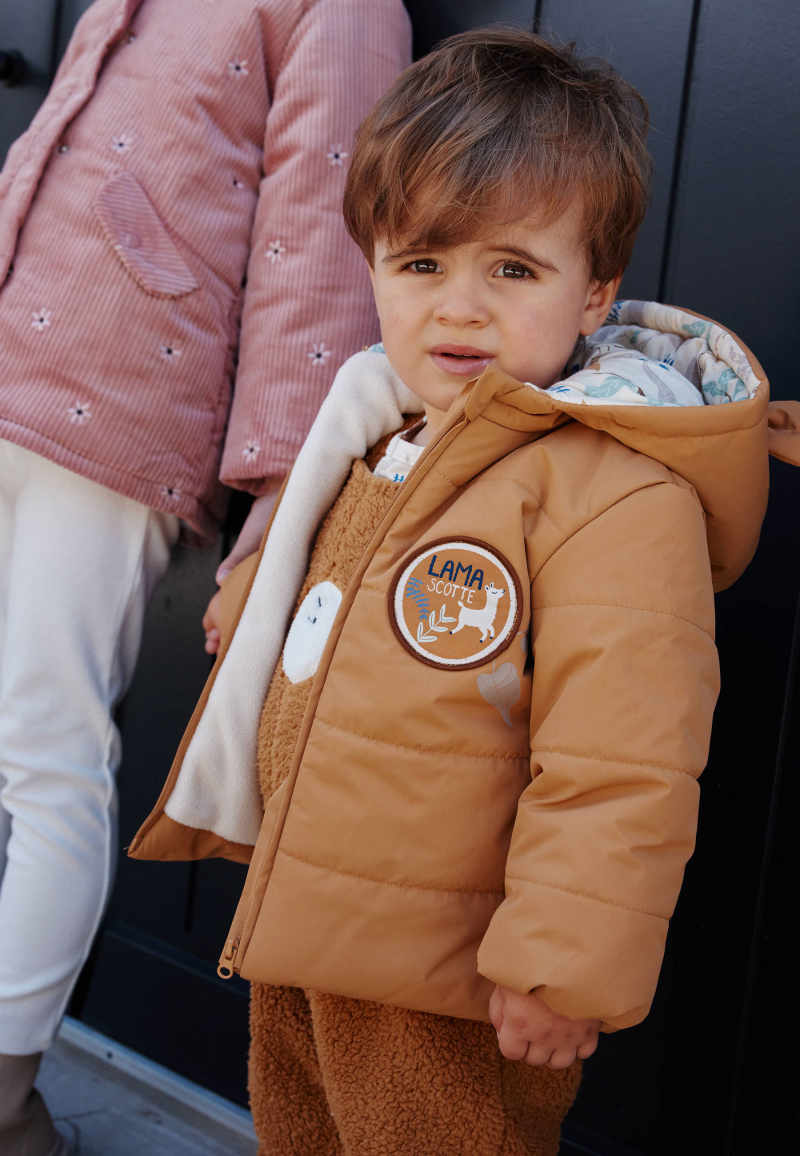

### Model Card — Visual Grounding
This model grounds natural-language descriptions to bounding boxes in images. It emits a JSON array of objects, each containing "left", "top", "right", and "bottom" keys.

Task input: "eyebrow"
[
  {"left": 381, "top": 246, "right": 428, "bottom": 264},
  {"left": 381, "top": 244, "right": 561, "bottom": 274}
]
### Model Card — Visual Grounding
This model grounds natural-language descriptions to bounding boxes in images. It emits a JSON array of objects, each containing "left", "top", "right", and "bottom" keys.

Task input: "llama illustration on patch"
[
  {"left": 390, "top": 539, "right": 522, "bottom": 671},
  {"left": 450, "top": 582, "right": 505, "bottom": 644}
]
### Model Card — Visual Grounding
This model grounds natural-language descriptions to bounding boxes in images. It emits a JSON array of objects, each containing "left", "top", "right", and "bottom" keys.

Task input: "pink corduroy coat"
[{"left": 0, "top": 0, "right": 410, "bottom": 535}]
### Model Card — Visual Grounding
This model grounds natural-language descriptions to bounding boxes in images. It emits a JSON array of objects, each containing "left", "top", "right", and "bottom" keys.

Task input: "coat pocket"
[{"left": 94, "top": 171, "right": 198, "bottom": 299}]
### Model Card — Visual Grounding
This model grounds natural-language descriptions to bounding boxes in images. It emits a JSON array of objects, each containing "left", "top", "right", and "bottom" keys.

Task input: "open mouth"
[{"left": 429, "top": 345, "right": 494, "bottom": 376}]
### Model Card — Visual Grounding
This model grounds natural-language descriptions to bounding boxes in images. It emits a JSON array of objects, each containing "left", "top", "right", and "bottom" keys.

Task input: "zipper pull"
[{"left": 217, "top": 938, "right": 239, "bottom": 979}]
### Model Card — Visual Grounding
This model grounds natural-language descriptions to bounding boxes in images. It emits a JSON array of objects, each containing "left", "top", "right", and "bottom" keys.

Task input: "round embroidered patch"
[{"left": 389, "top": 538, "right": 522, "bottom": 671}]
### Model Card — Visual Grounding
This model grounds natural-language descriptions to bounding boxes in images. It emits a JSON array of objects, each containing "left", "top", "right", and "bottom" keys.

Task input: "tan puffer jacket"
[{"left": 130, "top": 301, "right": 800, "bottom": 1031}]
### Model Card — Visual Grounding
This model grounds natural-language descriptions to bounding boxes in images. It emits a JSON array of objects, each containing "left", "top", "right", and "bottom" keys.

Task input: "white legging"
[{"left": 0, "top": 440, "right": 178, "bottom": 1054}]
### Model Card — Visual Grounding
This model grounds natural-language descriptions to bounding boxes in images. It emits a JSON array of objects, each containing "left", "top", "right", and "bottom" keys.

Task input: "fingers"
[
  {"left": 532, "top": 1023, "right": 599, "bottom": 1068},
  {"left": 203, "top": 590, "right": 222, "bottom": 655},
  {"left": 497, "top": 1016, "right": 560, "bottom": 1064},
  {"left": 522, "top": 1042, "right": 558, "bottom": 1066},
  {"left": 203, "top": 591, "right": 222, "bottom": 631},
  {"left": 505, "top": 1023, "right": 600, "bottom": 1069},
  {"left": 541, "top": 1047, "right": 578, "bottom": 1069},
  {"left": 488, "top": 985, "right": 505, "bottom": 1032},
  {"left": 491, "top": 987, "right": 601, "bottom": 1070},
  {"left": 521, "top": 1043, "right": 586, "bottom": 1069},
  {"left": 495, "top": 1011, "right": 535, "bottom": 1062},
  {"left": 496, "top": 1027, "right": 530, "bottom": 1062}
]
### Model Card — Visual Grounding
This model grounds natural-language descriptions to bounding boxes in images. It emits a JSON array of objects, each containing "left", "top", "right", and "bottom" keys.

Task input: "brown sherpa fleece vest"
[{"left": 249, "top": 428, "right": 581, "bottom": 1156}]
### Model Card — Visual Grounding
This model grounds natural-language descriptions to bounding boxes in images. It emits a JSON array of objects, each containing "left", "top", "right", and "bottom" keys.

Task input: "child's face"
[{"left": 370, "top": 199, "right": 619, "bottom": 429}]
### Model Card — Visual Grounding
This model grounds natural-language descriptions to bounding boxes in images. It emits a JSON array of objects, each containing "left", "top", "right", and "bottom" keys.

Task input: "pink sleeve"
[{"left": 220, "top": 0, "right": 412, "bottom": 491}]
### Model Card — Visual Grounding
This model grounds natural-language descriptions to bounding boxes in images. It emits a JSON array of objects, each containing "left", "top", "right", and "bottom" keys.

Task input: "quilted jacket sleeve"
[
  {"left": 476, "top": 480, "right": 720, "bottom": 1030},
  {"left": 219, "top": 0, "right": 411, "bottom": 493}
]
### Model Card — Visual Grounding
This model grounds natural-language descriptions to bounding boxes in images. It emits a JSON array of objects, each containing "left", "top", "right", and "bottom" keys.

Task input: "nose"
[{"left": 434, "top": 272, "right": 490, "bottom": 329}]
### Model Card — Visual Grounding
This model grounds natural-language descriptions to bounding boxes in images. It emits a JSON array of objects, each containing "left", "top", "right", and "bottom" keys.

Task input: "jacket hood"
[{"left": 463, "top": 299, "right": 773, "bottom": 592}]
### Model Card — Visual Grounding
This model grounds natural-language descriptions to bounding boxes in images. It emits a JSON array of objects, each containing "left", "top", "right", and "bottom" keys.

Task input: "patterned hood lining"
[{"left": 544, "top": 300, "right": 759, "bottom": 408}]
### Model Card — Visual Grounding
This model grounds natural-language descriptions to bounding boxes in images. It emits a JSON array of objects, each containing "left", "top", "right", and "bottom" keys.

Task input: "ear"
[{"left": 580, "top": 275, "right": 622, "bottom": 336}]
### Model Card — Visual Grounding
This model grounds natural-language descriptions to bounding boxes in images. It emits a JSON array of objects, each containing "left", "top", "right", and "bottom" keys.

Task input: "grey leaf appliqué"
[{"left": 477, "top": 661, "right": 521, "bottom": 727}]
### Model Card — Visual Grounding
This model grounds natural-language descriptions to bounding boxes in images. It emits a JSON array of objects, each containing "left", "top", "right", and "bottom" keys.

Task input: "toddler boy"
[{"left": 134, "top": 28, "right": 773, "bottom": 1154}]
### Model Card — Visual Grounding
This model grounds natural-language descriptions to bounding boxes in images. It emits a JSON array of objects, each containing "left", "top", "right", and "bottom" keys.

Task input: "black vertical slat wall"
[
  {"left": 539, "top": 0, "right": 698, "bottom": 304},
  {"left": 1, "top": 1, "right": 798, "bottom": 1152},
  {"left": 0, "top": 0, "right": 63, "bottom": 149},
  {"left": 661, "top": 4, "right": 800, "bottom": 1152}
]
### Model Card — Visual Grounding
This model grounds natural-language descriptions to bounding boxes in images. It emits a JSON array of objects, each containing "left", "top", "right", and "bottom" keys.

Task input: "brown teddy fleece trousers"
[
  {"left": 249, "top": 983, "right": 581, "bottom": 1156},
  {"left": 248, "top": 433, "right": 581, "bottom": 1154}
]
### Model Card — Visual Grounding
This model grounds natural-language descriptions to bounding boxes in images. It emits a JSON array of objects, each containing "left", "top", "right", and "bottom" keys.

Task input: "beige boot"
[{"left": 0, "top": 1053, "right": 68, "bottom": 1156}]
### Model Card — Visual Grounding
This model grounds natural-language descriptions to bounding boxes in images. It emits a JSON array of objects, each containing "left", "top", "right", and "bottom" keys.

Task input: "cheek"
[
  {"left": 376, "top": 287, "right": 422, "bottom": 349},
  {"left": 500, "top": 288, "right": 585, "bottom": 382},
  {"left": 530, "top": 280, "right": 587, "bottom": 330}
]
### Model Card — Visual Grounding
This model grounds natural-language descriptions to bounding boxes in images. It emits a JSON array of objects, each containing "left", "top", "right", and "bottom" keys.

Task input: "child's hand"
[
  {"left": 203, "top": 590, "right": 222, "bottom": 655},
  {"left": 489, "top": 984, "right": 601, "bottom": 1069}
]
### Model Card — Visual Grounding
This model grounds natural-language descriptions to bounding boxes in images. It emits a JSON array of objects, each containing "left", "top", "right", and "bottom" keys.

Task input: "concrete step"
[{"left": 37, "top": 1017, "right": 258, "bottom": 1156}]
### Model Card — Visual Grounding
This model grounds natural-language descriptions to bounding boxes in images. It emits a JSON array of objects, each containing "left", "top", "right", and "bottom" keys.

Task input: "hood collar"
[
  {"left": 550, "top": 299, "right": 760, "bottom": 408},
  {"left": 458, "top": 301, "right": 770, "bottom": 592}
]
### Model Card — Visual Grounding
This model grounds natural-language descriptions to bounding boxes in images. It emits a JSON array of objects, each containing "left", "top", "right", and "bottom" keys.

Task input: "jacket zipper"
[
  {"left": 215, "top": 405, "right": 470, "bottom": 980},
  {"left": 218, "top": 938, "right": 239, "bottom": 979}
]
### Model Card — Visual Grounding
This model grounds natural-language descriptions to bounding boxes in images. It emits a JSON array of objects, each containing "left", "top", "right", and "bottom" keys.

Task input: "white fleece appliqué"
[{"left": 282, "top": 581, "right": 343, "bottom": 685}]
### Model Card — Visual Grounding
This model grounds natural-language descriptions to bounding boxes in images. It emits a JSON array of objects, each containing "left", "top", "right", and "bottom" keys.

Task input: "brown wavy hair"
[{"left": 344, "top": 28, "right": 652, "bottom": 284}]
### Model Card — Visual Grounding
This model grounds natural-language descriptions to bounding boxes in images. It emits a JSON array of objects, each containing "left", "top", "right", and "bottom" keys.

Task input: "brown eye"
[
  {"left": 497, "top": 261, "right": 531, "bottom": 279},
  {"left": 409, "top": 258, "right": 441, "bottom": 274}
]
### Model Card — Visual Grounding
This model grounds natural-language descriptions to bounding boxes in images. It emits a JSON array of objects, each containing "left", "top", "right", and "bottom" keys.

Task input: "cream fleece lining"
[{"left": 165, "top": 352, "right": 422, "bottom": 844}]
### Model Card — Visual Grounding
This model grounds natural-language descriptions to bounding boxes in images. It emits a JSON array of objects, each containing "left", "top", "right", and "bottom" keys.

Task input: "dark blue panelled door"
[{"left": 0, "top": 0, "right": 60, "bottom": 157}]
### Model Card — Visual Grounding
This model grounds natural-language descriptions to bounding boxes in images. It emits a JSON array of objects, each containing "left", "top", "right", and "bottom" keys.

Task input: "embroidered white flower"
[
  {"left": 31, "top": 309, "right": 52, "bottom": 332},
  {"left": 110, "top": 134, "right": 133, "bottom": 153},
  {"left": 161, "top": 485, "right": 180, "bottom": 500},
  {"left": 308, "top": 342, "right": 331, "bottom": 367},
  {"left": 68, "top": 402, "right": 91, "bottom": 425},
  {"left": 160, "top": 344, "right": 182, "bottom": 362},
  {"left": 326, "top": 144, "right": 348, "bottom": 166},
  {"left": 266, "top": 240, "right": 285, "bottom": 263},
  {"left": 242, "top": 439, "right": 261, "bottom": 460},
  {"left": 228, "top": 58, "right": 249, "bottom": 78},
  {"left": 233, "top": 178, "right": 245, "bottom": 189}
]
